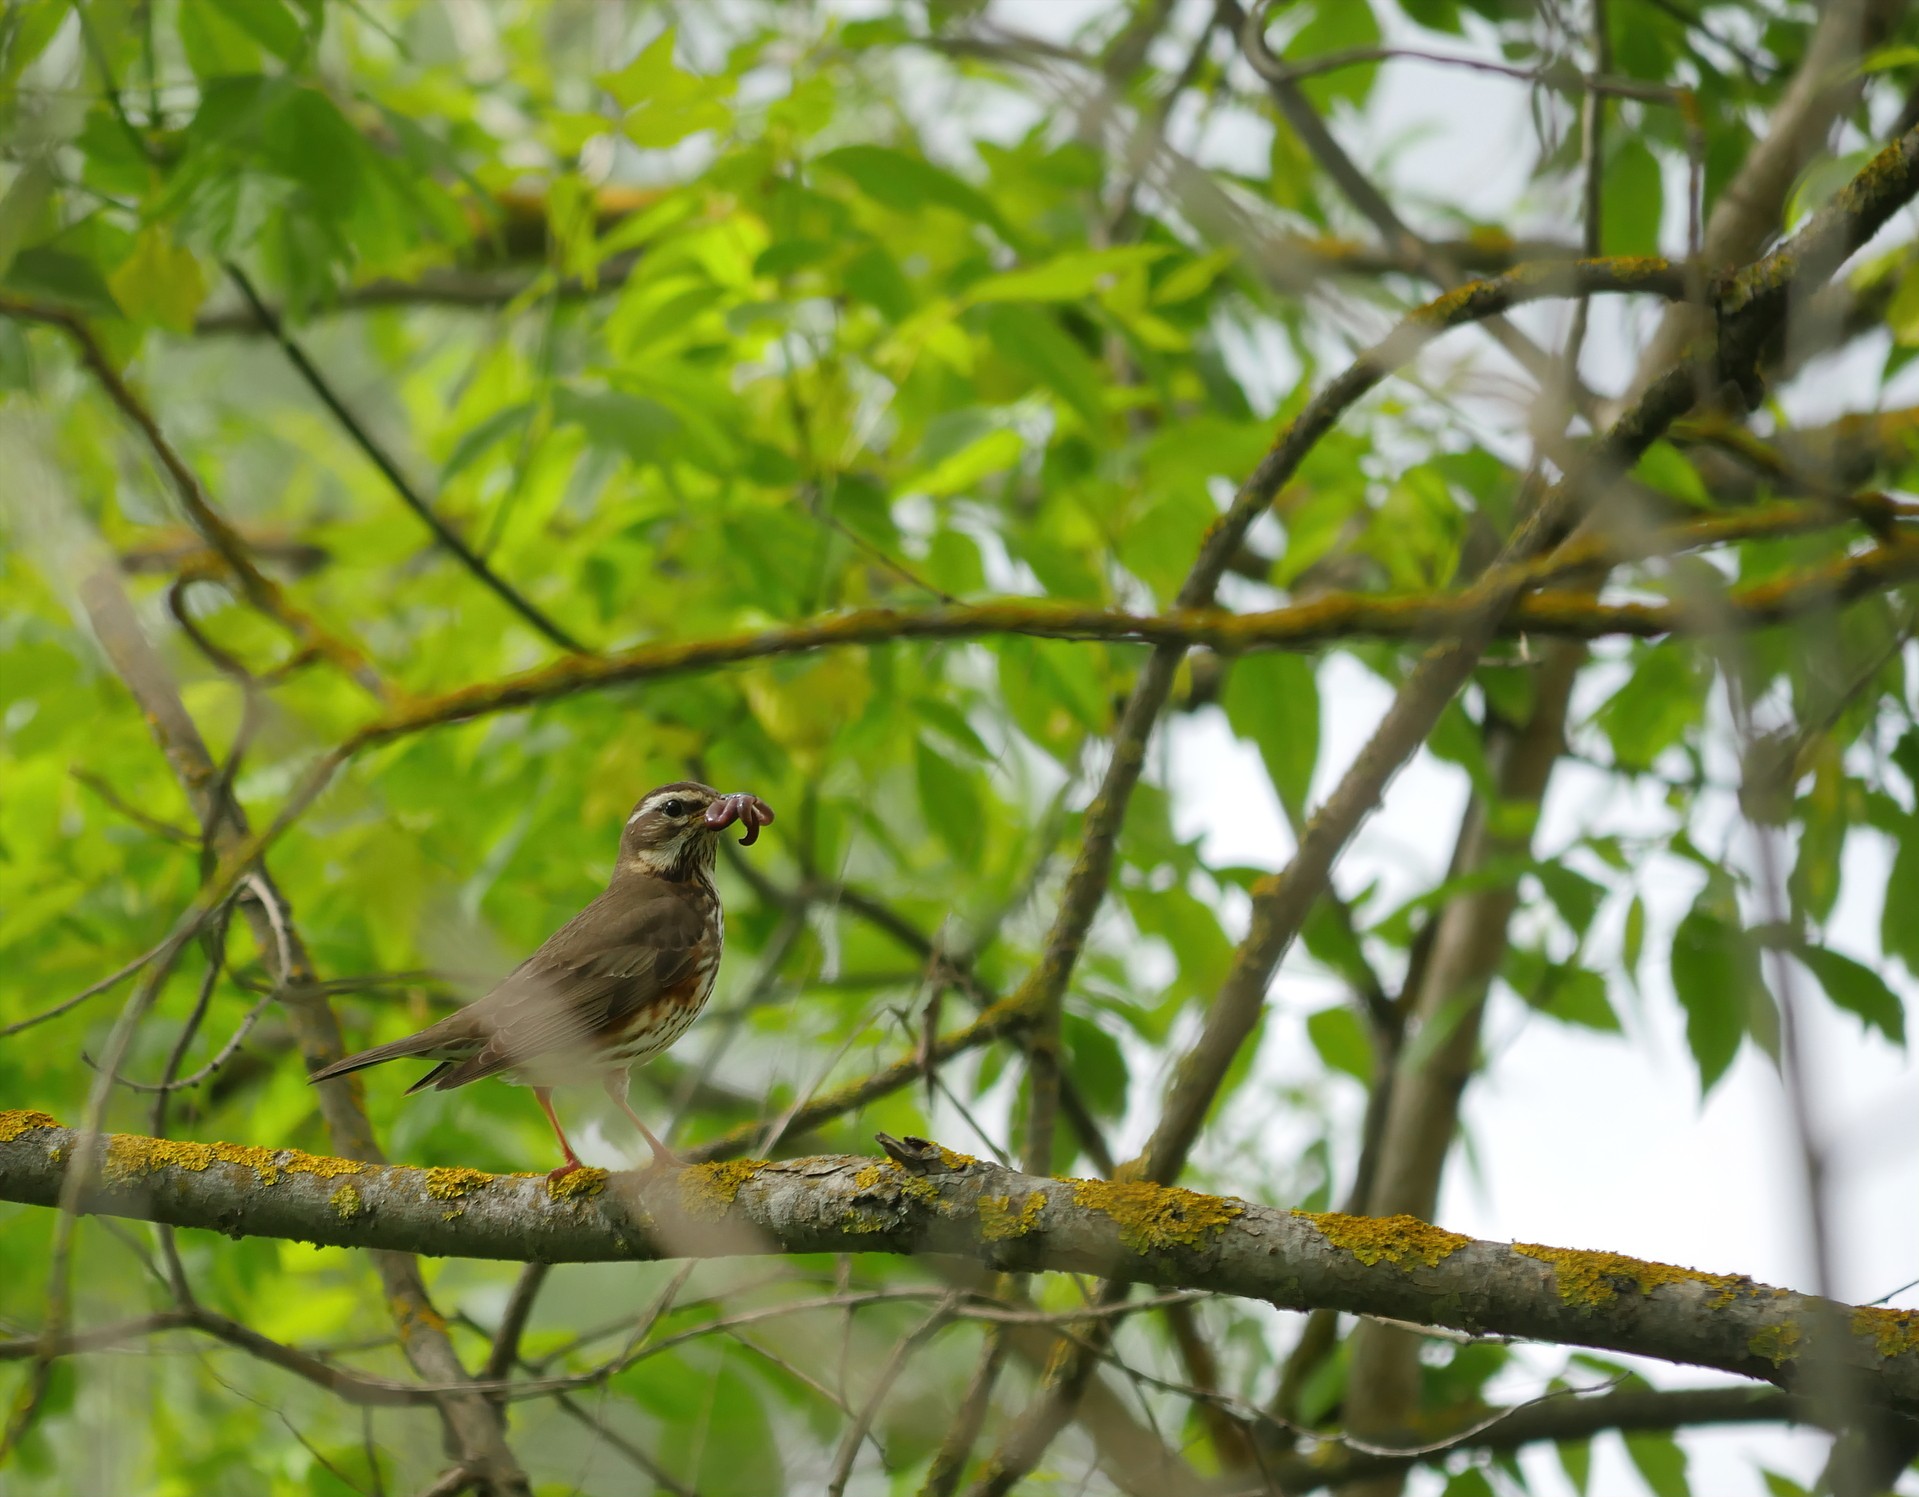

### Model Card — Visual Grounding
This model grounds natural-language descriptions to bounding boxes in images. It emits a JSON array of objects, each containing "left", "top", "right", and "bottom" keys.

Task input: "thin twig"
[
  {"left": 0, "top": 936, "right": 175, "bottom": 1039},
  {"left": 223, "top": 264, "right": 591, "bottom": 656},
  {"left": 826, "top": 1295, "right": 961, "bottom": 1497}
]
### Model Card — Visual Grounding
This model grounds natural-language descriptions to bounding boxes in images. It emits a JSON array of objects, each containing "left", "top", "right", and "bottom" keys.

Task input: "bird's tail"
[{"left": 308, "top": 1033, "right": 446, "bottom": 1085}]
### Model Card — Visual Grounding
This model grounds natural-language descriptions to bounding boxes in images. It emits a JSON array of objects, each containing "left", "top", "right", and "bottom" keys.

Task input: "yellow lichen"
[
  {"left": 211, "top": 1142, "right": 283, "bottom": 1184},
  {"left": 545, "top": 1166, "right": 608, "bottom": 1202},
  {"left": 934, "top": 1144, "right": 977, "bottom": 1171},
  {"left": 424, "top": 1166, "right": 494, "bottom": 1200},
  {"left": 18, "top": 1119, "right": 367, "bottom": 1191},
  {"left": 389, "top": 1295, "right": 446, "bottom": 1335},
  {"left": 282, "top": 1151, "right": 364, "bottom": 1180},
  {"left": 979, "top": 1191, "right": 1046, "bottom": 1242},
  {"left": 899, "top": 1174, "right": 944, "bottom": 1208},
  {"left": 1514, "top": 1243, "right": 1746, "bottom": 1308},
  {"left": 102, "top": 1133, "right": 215, "bottom": 1183},
  {"left": 840, "top": 1159, "right": 953, "bottom": 1232},
  {"left": 330, "top": 1182, "right": 363, "bottom": 1220},
  {"left": 1071, "top": 1179, "right": 1242, "bottom": 1254},
  {"left": 1851, "top": 1306, "right": 1919, "bottom": 1359},
  {"left": 1299, "top": 1211, "right": 1471, "bottom": 1268},
  {"left": 677, "top": 1159, "right": 764, "bottom": 1220},
  {"left": 0, "top": 1110, "right": 60, "bottom": 1143},
  {"left": 1749, "top": 1321, "right": 1802, "bottom": 1366}
]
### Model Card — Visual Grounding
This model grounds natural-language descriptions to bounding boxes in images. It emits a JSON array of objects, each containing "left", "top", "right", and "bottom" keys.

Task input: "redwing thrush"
[{"left": 309, "top": 782, "right": 773, "bottom": 1178}]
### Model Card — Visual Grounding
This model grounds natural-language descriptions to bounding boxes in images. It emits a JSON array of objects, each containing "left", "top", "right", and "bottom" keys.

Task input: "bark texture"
[{"left": 3, "top": 1111, "right": 1916, "bottom": 1411}]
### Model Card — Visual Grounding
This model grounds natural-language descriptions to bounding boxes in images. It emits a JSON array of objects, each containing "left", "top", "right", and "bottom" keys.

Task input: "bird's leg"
[
  {"left": 534, "top": 1087, "right": 587, "bottom": 1183},
  {"left": 603, "top": 1071, "right": 682, "bottom": 1171}
]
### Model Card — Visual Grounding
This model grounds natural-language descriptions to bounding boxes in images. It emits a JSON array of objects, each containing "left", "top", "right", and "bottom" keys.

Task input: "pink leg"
[
  {"left": 603, "top": 1071, "right": 681, "bottom": 1171},
  {"left": 534, "top": 1087, "right": 586, "bottom": 1182}
]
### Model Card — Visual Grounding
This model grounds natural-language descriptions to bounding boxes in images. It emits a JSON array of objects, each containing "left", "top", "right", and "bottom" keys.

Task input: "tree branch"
[
  {"left": 72, "top": 572, "right": 526, "bottom": 1496},
  {"left": 1262, "top": 1385, "right": 1815, "bottom": 1493},
  {"left": 1131, "top": 113, "right": 1919, "bottom": 1189},
  {"left": 2, "top": 1114, "right": 1916, "bottom": 1408}
]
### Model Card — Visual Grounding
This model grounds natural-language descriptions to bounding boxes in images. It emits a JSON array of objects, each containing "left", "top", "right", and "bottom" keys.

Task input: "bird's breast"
[{"left": 605, "top": 898, "right": 723, "bottom": 1067}]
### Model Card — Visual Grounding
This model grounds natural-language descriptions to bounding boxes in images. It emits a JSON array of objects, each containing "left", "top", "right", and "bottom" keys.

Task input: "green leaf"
[
  {"left": 1222, "top": 652, "right": 1320, "bottom": 818},
  {"left": 1440, "top": 1469, "right": 1495, "bottom": 1497},
  {"left": 1670, "top": 905, "right": 1762, "bottom": 1093},
  {"left": 974, "top": 303, "right": 1106, "bottom": 432},
  {"left": 1, "top": 0, "right": 70, "bottom": 87},
  {"left": 915, "top": 738, "right": 983, "bottom": 861},
  {"left": 817, "top": 145, "right": 1014, "bottom": 244},
  {"left": 1535, "top": 864, "right": 1604, "bottom": 939},
  {"left": 0, "top": 163, "right": 55, "bottom": 279},
  {"left": 1062, "top": 1011, "right": 1128, "bottom": 1120},
  {"left": 1632, "top": 440, "right": 1710, "bottom": 508},
  {"left": 1796, "top": 944, "right": 1905, "bottom": 1046},
  {"left": 1787, "top": 149, "right": 1874, "bottom": 231},
  {"left": 1623, "top": 892, "right": 1646, "bottom": 988},
  {"left": 1623, "top": 1430, "right": 1688, "bottom": 1497},
  {"left": 1882, "top": 814, "right": 1919, "bottom": 978},
  {"left": 1427, "top": 697, "right": 1491, "bottom": 795},
  {"left": 1594, "top": 642, "right": 1706, "bottom": 772},
  {"left": 1153, "top": 248, "right": 1236, "bottom": 305},
  {"left": 109, "top": 226, "right": 210, "bottom": 331},
  {"left": 4, "top": 246, "right": 120, "bottom": 316},
  {"left": 1287, "top": 0, "right": 1384, "bottom": 110},
  {"left": 598, "top": 28, "right": 733, "bottom": 148},
  {"left": 1399, "top": 0, "right": 1462, "bottom": 30},
  {"left": 1601, "top": 137, "right": 1663, "bottom": 258},
  {"left": 842, "top": 242, "right": 914, "bottom": 320},
  {"left": 207, "top": 0, "right": 307, "bottom": 62},
  {"left": 903, "top": 426, "right": 1022, "bottom": 497},
  {"left": 1539, "top": 966, "right": 1621, "bottom": 1031},
  {"left": 968, "top": 245, "right": 1167, "bottom": 304},
  {"left": 1557, "top": 1436, "right": 1592, "bottom": 1496},
  {"left": 1306, "top": 1004, "right": 1373, "bottom": 1082},
  {"left": 440, "top": 402, "right": 534, "bottom": 483},
  {"left": 178, "top": 0, "right": 264, "bottom": 78}
]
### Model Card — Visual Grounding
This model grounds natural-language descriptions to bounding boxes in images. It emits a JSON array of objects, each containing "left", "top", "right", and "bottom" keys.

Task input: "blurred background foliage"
[{"left": 1, "top": 1, "right": 1917, "bottom": 1494}]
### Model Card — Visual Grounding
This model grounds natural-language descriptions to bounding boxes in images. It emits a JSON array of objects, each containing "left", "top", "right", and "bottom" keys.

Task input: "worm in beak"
[{"left": 703, "top": 792, "right": 775, "bottom": 845}]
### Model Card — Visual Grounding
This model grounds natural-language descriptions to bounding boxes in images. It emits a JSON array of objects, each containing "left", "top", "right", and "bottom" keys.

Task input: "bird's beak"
[{"left": 703, "top": 792, "right": 775, "bottom": 845}]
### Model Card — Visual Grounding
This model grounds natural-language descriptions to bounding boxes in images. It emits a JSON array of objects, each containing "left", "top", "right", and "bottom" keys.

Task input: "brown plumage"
[{"left": 309, "top": 781, "right": 773, "bottom": 1177}]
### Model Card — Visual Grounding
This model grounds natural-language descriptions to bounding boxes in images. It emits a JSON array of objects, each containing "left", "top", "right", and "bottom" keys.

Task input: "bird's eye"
[{"left": 661, "top": 799, "right": 689, "bottom": 818}]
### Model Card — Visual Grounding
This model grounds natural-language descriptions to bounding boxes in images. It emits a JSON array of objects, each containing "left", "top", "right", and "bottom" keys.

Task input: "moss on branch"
[{"left": 3, "top": 1111, "right": 1916, "bottom": 1410}]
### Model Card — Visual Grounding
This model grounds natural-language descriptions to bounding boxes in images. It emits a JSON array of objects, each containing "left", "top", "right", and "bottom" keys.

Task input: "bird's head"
[{"left": 617, "top": 781, "right": 775, "bottom": 880}]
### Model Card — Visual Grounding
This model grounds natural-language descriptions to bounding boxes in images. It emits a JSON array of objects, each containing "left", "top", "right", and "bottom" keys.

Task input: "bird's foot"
[
  {"left": 640, "top": 1141, "right": 685, "bottom": 1175},
  {"left": 547, "top": 1158, "right": 589, "bottom": 1184}
]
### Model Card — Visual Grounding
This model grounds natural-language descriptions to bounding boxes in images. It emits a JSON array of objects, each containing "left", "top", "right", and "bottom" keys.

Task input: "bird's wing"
[{"left": 421, "top": 886, "right": 708, "bottom": 1089}]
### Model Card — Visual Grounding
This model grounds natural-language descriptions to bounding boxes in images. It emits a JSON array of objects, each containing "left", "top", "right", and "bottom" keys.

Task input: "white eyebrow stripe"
[{"left": 630, "top": 790, "right": 707, "bottom": 825}]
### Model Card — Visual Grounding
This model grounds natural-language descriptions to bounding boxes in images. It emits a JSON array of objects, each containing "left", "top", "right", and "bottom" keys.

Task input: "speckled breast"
[{"left": 606, "top": 907, "right": 722, "bottom": 1068}]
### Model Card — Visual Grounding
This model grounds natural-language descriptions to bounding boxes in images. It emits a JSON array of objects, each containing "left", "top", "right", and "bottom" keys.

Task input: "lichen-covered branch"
[
  {"left": 991, "top": 257, "right": 1685, "bottom": 1181},
  {"left": 315, "top": 529, "right": 1915, "bottom": 756},
  {"left": 73, "top": 574, "right": 527, "bottom": 1495},
  {"left": 3, "top": 1113, "right": 1916, "bottom": 1410},
  {"left": 1132, "top": 115, "right": 1919, "bottom": 1190}
]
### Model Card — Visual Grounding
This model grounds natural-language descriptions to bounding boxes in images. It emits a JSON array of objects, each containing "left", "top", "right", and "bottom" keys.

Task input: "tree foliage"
[{"left": 2, "top": 2, "right": 1918, "bottom": 1494}]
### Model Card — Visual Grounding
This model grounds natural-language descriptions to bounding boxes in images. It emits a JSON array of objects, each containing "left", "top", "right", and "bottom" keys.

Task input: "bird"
[{"left": 309, "top": 781, "right": 774, "bottom": 1179}]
